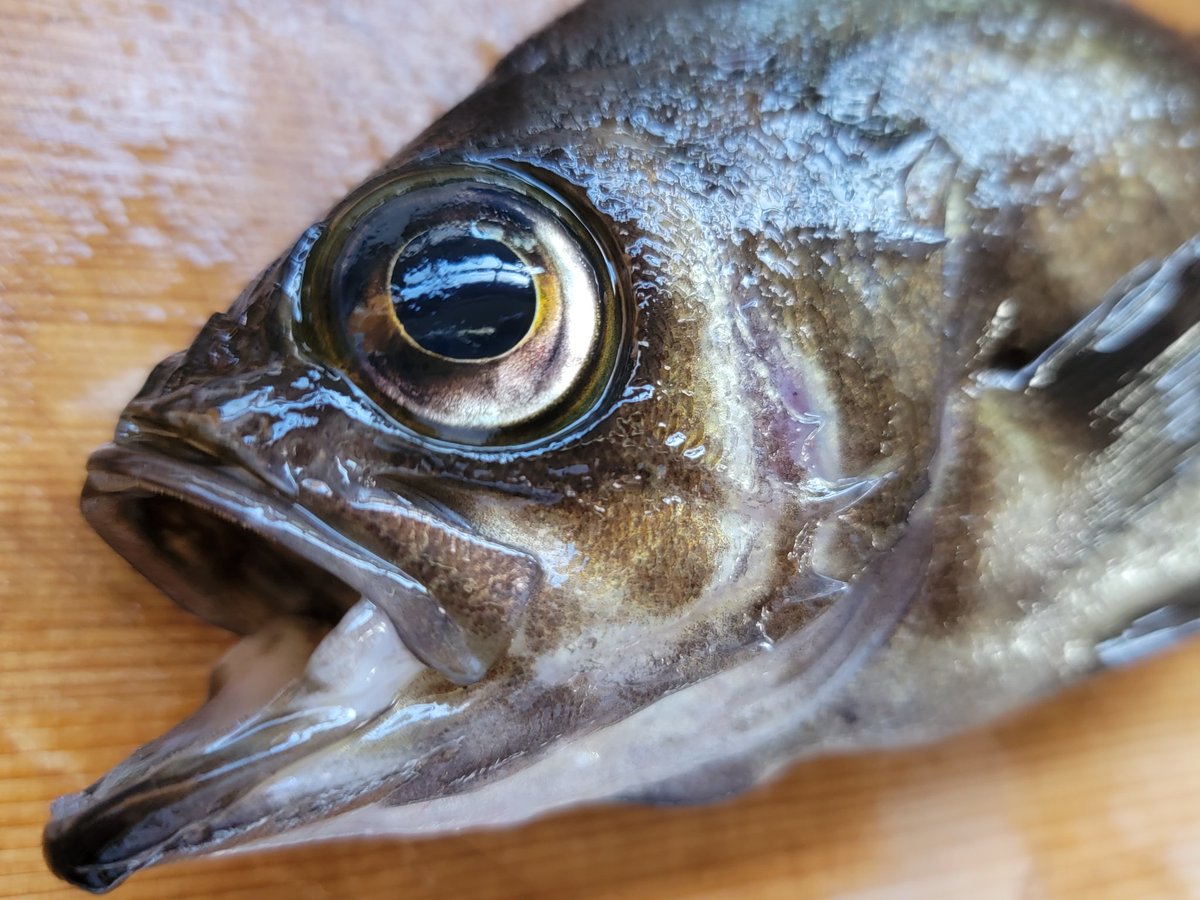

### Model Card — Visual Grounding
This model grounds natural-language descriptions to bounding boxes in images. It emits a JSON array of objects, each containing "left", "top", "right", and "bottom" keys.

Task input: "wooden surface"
[{"left": 2, "top": 1, "right": 1199, "bottom": 897}]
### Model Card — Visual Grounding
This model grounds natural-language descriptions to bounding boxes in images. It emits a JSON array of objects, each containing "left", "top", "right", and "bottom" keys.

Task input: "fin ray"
[{"left": 981, "top": 235, "right": 1200, "bottom": 521}]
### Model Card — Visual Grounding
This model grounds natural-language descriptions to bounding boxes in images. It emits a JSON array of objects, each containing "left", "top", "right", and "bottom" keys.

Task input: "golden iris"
[{"left": 302, "top": 164, "right": 630, "bottom": 451}]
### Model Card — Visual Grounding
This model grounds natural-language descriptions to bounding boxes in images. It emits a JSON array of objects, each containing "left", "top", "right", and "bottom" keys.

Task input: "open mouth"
[
  {"left": 79, "top": 443, "right": 515, "bottom": 686},
  {"left": 81, "top": 445, "right": 361, "bottom": 636},
  {"left": 44, "top": 442, "right": 513, "bottom": 891}
]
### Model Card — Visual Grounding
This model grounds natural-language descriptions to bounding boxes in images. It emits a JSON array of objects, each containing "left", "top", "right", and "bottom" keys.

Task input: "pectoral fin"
[
  {"left": 972, "top": 235, "right": 1200, "bottom": 665},
  {"left": 980, "top": 235, "right": 1200, "bottom": 522}
]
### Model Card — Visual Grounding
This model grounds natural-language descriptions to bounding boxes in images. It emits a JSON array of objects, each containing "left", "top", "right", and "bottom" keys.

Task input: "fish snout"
[{"left": 127, "top": 228, "right": 312, "bottom": 411}]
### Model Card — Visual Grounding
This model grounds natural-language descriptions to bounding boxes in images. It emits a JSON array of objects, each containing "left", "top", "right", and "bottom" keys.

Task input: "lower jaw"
[{"left": 43, "top": 590, "right": 430, "bottom": 892}]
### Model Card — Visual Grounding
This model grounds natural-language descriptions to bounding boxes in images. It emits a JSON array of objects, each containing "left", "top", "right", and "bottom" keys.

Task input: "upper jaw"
[{"left": 79, "top": 439, "right": 530, "bottom": 684}]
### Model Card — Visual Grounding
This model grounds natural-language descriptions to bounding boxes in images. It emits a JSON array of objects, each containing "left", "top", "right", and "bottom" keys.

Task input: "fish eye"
[
  {"left": 304, "top": 165, "right": 629, "bottom": 449},
  {"left": 390, "top": 233, "right": 537, "bottom": 361}
]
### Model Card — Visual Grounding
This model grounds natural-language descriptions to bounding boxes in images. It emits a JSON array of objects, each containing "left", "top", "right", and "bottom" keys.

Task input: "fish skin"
[{"left": 44, "top": 0, "right": 1200, "bottom": 891}]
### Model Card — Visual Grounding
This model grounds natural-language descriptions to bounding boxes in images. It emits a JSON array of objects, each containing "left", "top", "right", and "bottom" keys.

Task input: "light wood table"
[{"left": 2, "top": 1, "right": 1198, "bottom": 897}]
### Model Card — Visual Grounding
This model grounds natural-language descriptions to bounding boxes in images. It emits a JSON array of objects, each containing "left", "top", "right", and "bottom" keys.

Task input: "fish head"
[
  {"left": 47, "top": 108, "right": 887, "bottom": 892},
  {"left": 45, "top": 0, "right": 1200, "bottom": 891}
]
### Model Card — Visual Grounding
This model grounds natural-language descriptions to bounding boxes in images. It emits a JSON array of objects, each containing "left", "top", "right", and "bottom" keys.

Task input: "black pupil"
[{"left": 391, "top": 235, "right": 537, "bottom": 360}]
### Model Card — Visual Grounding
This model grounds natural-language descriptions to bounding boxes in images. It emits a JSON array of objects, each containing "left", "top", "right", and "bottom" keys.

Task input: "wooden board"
[{"left": 2, "top": 1, "right": 1198, "bottom": 897}]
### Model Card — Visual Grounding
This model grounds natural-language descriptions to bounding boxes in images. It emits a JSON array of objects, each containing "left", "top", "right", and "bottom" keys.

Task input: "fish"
[{"left": 43, "top": 0, "right": 1200, "bottom": 891}]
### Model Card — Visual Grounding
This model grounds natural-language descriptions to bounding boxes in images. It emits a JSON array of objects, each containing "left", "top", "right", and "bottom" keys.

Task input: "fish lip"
[{"left": 79, "top": 440, "right": 497, "bottom": 685}]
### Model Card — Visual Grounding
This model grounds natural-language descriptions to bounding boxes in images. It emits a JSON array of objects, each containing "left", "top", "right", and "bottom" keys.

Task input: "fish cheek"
[
  {"left": 497, "top": 424, "right": 732, "bottom": 655},
  {"left": 516, "top": 488, "right": 728, "bottom": 657}
]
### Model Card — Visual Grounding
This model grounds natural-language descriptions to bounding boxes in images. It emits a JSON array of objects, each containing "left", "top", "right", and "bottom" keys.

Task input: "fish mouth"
[
  {"left": 78, "top": 441, "right": 522, "bottom": 684},
  {"left": 80, "top": 443, "right": 361, "bottom": 636},
  {"left": 45, "top": 441, "right": 524, "bottom": 891}
]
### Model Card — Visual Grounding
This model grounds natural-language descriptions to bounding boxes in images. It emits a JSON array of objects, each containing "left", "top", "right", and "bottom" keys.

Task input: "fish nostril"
[
  {"left": 182, "top": 313, "right": 244, "bottom": 377},
  {"left": 204, "top": 336, "right": 241, "bottom": 375}
]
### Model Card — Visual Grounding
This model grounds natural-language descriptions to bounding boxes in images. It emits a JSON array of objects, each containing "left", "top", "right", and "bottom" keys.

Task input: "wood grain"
[{"left": 2, "top": 1, "right": 1198, "bottom": 897}]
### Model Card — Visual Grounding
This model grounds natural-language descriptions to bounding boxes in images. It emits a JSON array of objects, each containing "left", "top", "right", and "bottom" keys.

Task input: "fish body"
[{"left": 45, "top": 0, "right": 1200, "bottom": 891}]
